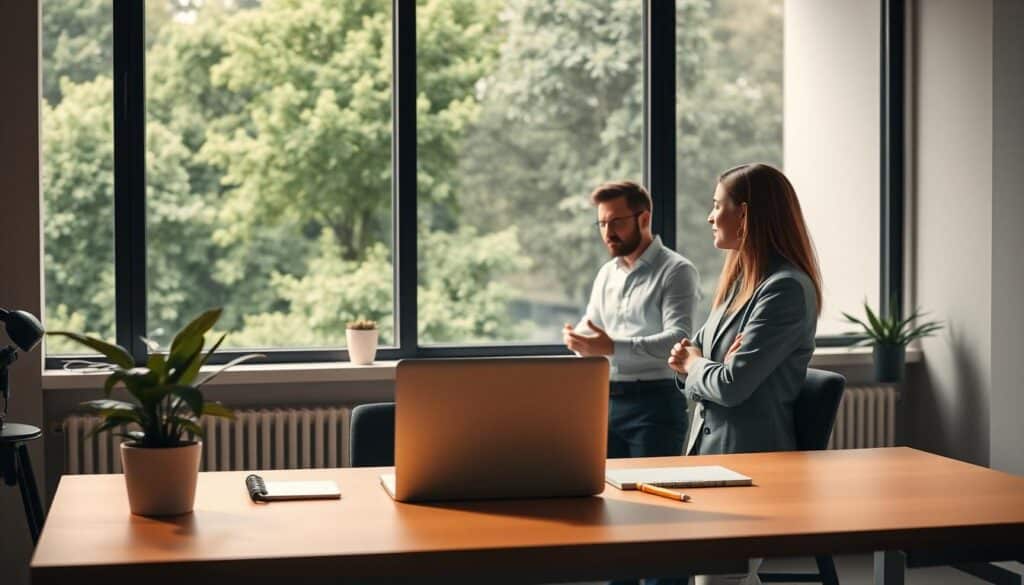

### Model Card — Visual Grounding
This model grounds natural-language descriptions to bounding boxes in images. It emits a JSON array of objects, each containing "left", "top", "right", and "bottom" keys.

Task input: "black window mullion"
[
  {"left": 394, "top": 0, "right": 417, "bottom": 357},
  {"left": 644, "top": 0, "right": 677, "bottom": 250},
  {"left": 112, "top": 0, "right": 147, "bottom": 364},
  {"left": 881, "top": 0, "right": 905, "bottom": 320}
]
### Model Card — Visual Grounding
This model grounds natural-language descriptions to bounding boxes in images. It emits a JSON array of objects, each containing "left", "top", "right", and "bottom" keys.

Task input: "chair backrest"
[
  {"left": 793, "top": 368, "right": 846, "bottom": 451},
  {"left": 350, "top": 402, "right": 395, "bottom": 467}
]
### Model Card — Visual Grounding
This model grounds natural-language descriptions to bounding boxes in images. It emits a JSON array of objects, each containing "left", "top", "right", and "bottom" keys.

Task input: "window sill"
[
  {"left": 42, "top": 361, "right": 398, "bottom": 390},
  {"left": 41, "top": 346, "right": 920, "bottom": 391}
]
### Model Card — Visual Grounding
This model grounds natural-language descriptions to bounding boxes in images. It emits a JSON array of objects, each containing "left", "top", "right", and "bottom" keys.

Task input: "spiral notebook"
[
  {"left": 605, "top": 465, "right": 752, "bottom": 490},
  {"left": 245, "top": 474, "right": 341, "bottom": 502}
]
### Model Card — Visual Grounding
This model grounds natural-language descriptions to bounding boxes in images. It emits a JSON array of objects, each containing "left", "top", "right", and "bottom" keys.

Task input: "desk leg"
[{"left": 874, "top": 550, "right": 906, "bottom": 585}]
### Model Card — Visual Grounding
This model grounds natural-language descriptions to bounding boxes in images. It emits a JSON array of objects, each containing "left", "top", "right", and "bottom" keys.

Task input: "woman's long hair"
[{"left": 713, "top": 163, "right": 823, "bottom": 315}]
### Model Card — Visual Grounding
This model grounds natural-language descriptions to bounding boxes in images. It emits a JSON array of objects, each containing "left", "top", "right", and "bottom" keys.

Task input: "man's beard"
[{"left": 606, "top": 230, "right": 642, "bottom": 257}]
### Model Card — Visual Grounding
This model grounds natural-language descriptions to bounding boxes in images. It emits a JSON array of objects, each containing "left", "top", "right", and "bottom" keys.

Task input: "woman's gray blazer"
[{"left": 677, "top": 260, "right": 817, "bottom": 455}]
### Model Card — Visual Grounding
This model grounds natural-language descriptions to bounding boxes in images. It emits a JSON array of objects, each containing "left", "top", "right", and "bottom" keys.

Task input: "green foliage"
[
  {"left": 47, "top": 308, "right": 259, "bottom": 448},
  {"left": 42, "top": 0, "right": 785, "bottom": 351},
  {"left": 346, "top": 319, "right": 377, "bottom": 330},
  {"left": 42, "top": 77, "right": 117, "bottom": 349},
  {"left": 676, "top": 0, "right": 784, "bottom": 321},
  {"left": 842, "top": 301, "right": 944, "bottom": 346},
  {"left": 41, "top": 0, "right": 112, "bottom": 105}
]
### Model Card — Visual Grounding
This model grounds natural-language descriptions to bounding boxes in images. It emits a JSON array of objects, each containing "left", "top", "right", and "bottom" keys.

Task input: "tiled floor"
[
  {"left": 568, "top": 554, "right": 1023, "bottom": 584},
  {"left": 759, "top": 554, "right": 1022, "bottom": 584}
]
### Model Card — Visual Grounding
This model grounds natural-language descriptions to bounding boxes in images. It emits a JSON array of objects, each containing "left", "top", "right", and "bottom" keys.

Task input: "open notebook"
[{"left": 605, "top": 465, "right": 752, "bottom": 490}]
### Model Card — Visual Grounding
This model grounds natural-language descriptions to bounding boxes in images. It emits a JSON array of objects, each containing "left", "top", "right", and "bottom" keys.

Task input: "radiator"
[
  {"left": 62, "top": 407, "right": 352, "bottom": 475},
  {"left": 828, "top": 385, "right": 898, "bottom": 449}
]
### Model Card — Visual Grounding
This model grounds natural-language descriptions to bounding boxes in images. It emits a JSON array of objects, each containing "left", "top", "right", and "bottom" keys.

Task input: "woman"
[{"left": 668, "top": 163, "right": 822, "bottom": 585}]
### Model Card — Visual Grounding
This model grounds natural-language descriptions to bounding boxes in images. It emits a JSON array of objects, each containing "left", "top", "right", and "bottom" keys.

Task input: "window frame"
[{"left": 45, "top": 0, "right": 903, "bottom": 368}]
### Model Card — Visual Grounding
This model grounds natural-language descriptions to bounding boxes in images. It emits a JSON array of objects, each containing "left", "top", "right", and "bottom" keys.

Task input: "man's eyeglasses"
[{"left": 595, "top": 212, "right": 642, "bottom": 231}]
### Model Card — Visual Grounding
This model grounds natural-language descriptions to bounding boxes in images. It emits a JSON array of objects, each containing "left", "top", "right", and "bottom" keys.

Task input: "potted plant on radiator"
[
  {"left": 49, "top": 308, "right": 261, "bottom": 516},
  {"left": 843, "top": 301, "right": 943, "bottom": 383}
]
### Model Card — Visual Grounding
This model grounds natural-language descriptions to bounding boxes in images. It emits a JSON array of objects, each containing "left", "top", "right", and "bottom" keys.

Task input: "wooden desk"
[{"left": 31, "top": 447, "right": 1024, "bottom": 584}]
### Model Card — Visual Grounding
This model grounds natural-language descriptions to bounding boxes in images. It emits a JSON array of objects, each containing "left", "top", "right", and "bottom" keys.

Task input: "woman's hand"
[
  {"left": 724, "top": 333, "right": 744, "bottom": 363},
  {"left": 668, "top": 338, "right": 703, "bottom": 375}
]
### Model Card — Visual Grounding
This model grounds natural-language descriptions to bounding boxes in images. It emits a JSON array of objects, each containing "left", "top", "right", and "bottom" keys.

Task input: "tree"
[
  {"left": 41, "top": 0, "right": 783, "bottom": 353},
  {"left": 231, "top": 227, "right": 532, "bottom": 347},
  {"left": 676, "top": 0, "right": 784, "bottom": 320},
  {"left": 42, "top": 77, "right": 116, "bottom": 351},
  {"left": 455, "top": 0, "right": 646, "bottom": 317}
]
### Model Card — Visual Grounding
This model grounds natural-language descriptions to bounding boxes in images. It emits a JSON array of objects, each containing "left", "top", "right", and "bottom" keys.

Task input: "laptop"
[{"left": 381, "top": 356, "right": 609, "bottom": 502}]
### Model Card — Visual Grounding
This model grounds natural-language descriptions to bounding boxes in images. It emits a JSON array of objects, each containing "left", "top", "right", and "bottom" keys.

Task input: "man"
[{"left": 565, "top": 180, "right": 700, "bottom": 460}]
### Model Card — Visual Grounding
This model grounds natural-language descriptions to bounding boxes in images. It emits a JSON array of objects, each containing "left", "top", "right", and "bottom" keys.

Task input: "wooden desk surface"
[{"left": 31, "top": 447, "right": 1024, "bottom": 584}]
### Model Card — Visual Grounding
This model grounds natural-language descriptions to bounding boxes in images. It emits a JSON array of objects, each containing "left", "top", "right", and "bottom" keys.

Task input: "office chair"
[
  {"left": 759, "top": 368, "right": 846, "bottom": 585},
  {"left": 350, "top": 402, "right": 395, "bottom": 467}
]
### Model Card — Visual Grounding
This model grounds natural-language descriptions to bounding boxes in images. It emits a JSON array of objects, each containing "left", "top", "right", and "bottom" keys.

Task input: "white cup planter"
[
  {"left": 121, "top": 441, "right": 202, "bottom": 516},
  {"left": 346, "top": 328, "right": 379, "bottom": 365}
]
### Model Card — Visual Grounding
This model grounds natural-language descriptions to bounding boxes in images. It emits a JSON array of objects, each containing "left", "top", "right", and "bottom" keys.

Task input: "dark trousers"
[
  {"left": 607, "top": 380, "right": 690, "bottom": 585},
  {"left": 607, "top": 379, "right": 688, "bottom": 458}
]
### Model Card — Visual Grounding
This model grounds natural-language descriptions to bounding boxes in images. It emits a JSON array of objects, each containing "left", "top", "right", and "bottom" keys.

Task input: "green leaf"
[
  {"left": 179, "top": 332, "right": 227, "bottom": 386},
  {"left": 103, "top": 371, "right": 129, "bottom": 396},
  {"left": 892, "top": 308, "right": 924, "bottom": 339},
  {"left": 195, "top": 353, "right": 265, "bottom": 388},
  {"left": 841, "top": 312, "right": 875, "bottom": 340},
  {"left": 170, "top": 386, "right": 205, "bottom": 417},
  {"left": 140, "top": 336, "right": 161, "bottom": 352},
  {"left": 81, "top": 399, "right": 137, "bottom": 412},
  {"left": 85, "top": 419, "right": 130, "bottom": 440},
  {"left": 47, "top": 332, "right": 134, "bottom": 368},
  {"left": 899, "top": 321, "right": 944, "bottom": 344},
  {"left": 147, "top": 353, "right": 168, "bottom": 381},
  {"left": 202, "top": 401, "right": 235, "bottom": 420},
  {"left": 136, "top": 383, "right": 176, "bottom": 410},
  {"left": 117, "top": 367, "right": 160, "bottom": 404},
  {"left": 123, "top": 430, "right": 145, "bottom": 445},
  {"left": 93, "top": 411, "right": 142, "bottom": 428},
  {"left": 863, "top": 301, "right": 886, "bottom": 338},
  {"left": 166, "top": 335, "right": 204, "bottom": 382},
  {"left": 170, "top": 416, "right": 204, "bottom": 439},
  {"left": 169, "top": 308, "right": 222, "bottom": 357}
]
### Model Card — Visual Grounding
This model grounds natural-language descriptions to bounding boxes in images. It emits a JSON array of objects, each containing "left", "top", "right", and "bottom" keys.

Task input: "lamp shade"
[{"left": 0, "top": 309, "right": 45, "bottom": 352}]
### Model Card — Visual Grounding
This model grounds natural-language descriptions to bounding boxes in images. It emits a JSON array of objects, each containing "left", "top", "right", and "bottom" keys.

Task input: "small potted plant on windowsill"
[
  {"left": 345, "top": 319, "right": 378, "bottom": 365},
  {"left": 843, "top": 301, "right": 943, "bottom": 383},
  {"left": 49, "top": 308, "right": 261, "bottom": 516}
]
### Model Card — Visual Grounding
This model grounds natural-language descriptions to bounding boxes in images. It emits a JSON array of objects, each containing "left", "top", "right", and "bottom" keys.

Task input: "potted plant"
[
  {"left": 49, "top": 308, "right": 261, "bottom": 516},
  {"left": 843, "top": 301, "right": 943, "bottom": 383},
  {"left": 345, "top": 319, "right": 378, "bottom": 365}
]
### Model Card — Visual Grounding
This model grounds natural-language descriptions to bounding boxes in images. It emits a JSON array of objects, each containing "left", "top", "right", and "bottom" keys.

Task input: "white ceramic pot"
[
  {"left": 346, "top": 328, "right": 379, "bottom": 365},
  {"left": 120, "top": 441, "right": 201, "bottom": 516}
]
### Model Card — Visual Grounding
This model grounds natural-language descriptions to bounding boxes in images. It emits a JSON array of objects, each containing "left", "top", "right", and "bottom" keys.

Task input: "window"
[
  {"left": 675, "top": 0, "right": 785, "bottom": 327},
  {"left": 676, "top": 0, "right": 883, "bottom": 336},
  {"left": 143, "top": 0, "right": 394, "bottom": 350},
  {"left": 42, "top": 0, "right": 116, "bottom": 354},
  {"left": 783, "top": 0, "right": 882, "bottom": 335},
  {"left": 41, "top": 0, "right": 901, "bottom": 365},
  {"left": 416, "top": 1, "right": 643, "bottom": 346}
]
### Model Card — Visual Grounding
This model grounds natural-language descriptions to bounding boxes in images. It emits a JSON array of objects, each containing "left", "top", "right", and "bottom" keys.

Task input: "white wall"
[
  {"left": 0, "top": 1, "right": 44, "bottom": 583},
  {"left": 990, "top": 0, "right": 1024, "bottom": 476},
  {"left": 784, "top": 0, "right": 880, "bottom": 335},
  {"left": 910, "top": 0, "right": 993, "bottom": 465}
]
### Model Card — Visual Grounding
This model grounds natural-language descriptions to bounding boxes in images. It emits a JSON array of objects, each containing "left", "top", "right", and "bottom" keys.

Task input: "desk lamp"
[{"left": 0, "top": 308, "right": 45, "bottom": 429}]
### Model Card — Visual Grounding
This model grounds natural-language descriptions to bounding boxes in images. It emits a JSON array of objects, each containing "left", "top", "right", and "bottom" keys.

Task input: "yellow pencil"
[{"left": 637, "top": 483, "right": 691, "bottom": 502}]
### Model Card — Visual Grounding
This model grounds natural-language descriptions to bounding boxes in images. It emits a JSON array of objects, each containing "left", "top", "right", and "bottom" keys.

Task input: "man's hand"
[
  {"left": 668, "top": 338, "right": 703, "bottom": 375},
  {"left": 564, "top": 320, "right": 614, "bottom": 357}
]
